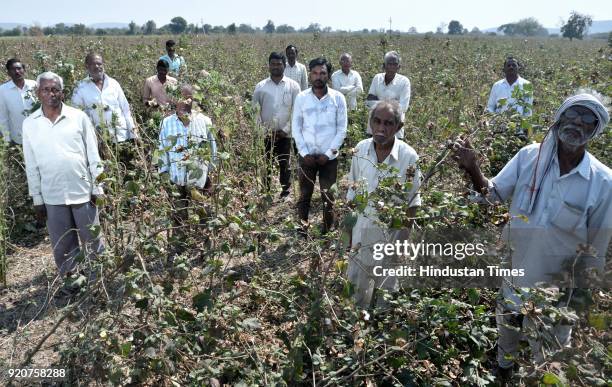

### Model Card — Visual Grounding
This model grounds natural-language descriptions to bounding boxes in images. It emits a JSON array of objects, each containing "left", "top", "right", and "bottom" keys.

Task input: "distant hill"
[
  {"left": 0, "top": 22, "right": 128, "bottom": 30},
  {"left": 484, "top": 19, "right": 612, "bottom": 35},
  {"left": 89, "top": 23, "right": 129, "bottom": 29},
  {"left": 0, "top": 23, "right": 26, "bottom": 30}
]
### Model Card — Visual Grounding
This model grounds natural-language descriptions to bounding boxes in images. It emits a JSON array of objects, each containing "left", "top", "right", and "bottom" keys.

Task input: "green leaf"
[
  {"left": 588, "top": 313, "right": 607, "bottom": 331},
  {"left": 120, "top": 342, "right": 132, "bottom": 357},
  {"left": 192, "top": 291, "right": 213, "bottom": 312},
  {"left": 175, "top": 308, "right": 196, "bottom": 321},
  {"left": 542, "top": 372, "right": 561, "bottom": 385},
  {"left": 135, "top": 298, "right": 149, "bottom": 310}
]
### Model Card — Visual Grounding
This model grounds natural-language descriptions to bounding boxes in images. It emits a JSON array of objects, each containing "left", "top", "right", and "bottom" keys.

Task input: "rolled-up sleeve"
[
  {"left": 324, "top": 95, "right": 347, "bottom": 160},
  {"left": 22, "top": 121, "right": 43, "bottom": 205},
  {"left": 82, "top": 114, "right": 104, "bottom": 195},
  {"left": 291, "top": 94, "right": 308, "bottom": 157}
]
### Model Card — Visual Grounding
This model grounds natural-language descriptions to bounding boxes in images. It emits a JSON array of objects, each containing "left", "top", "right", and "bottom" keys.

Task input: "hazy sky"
[{"left": 2, "top": 0, "right": 611, "bottom": 32}]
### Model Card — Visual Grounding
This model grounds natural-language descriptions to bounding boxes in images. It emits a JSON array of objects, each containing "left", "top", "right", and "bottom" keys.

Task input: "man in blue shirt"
[{"left": 159, "top": 40, "right": 186, "bottom": 76}]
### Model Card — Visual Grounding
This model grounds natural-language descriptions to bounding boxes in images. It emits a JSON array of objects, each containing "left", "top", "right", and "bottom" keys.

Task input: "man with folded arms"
[
  {"left": 331, "top": 53, "right": 363, "bottom": 111},
  {"left": 366, "top": 51, "right": 410, "bottom": 138}
]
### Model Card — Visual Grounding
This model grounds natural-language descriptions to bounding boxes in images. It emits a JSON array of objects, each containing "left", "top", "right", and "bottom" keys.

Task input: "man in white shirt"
[
  {"left": 292, "top": 57, "right": 347, "bottom": 234},
  {"left": 346, "top": 101, "right": 421, "bottom": 307},
  {"left": 487, "top": 56, "right": 533, "bottom": 117},
  {"left": 331, "top": 53, "right": 363, "bottom": 111},
  {"left": 452, "top": 92, "right": 611, "bottom": 380},
  {"left": 253, "top": 52, "right": 301, "bottom": 198},
  {"left": 284, "top": 45, "right": 308, "bottom": 91},
  {"left": 0, "top": 59, "right": 37, "bottom": 145},
  {"left": 22, "top": 72, "right": 105, "bottom": 280},
  {"left": 72, "top": 53, "right": 137, "bottom": 164},
  {"left": 366, "top": 51, "right": 411, "bottom": 138}
]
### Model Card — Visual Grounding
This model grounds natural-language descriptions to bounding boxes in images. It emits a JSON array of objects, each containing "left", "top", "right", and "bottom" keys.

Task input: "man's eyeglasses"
[
  {"left": 563, "top": 108, "right": 598, "bottom": 125},
  {"left": 40, "top": 87, "right": 62, "bottom": 95}
]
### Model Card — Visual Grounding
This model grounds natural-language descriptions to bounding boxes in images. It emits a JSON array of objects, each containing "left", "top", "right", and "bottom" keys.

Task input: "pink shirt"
[{"left": 142, "top": 75, "right": 177, "bottom": 106}]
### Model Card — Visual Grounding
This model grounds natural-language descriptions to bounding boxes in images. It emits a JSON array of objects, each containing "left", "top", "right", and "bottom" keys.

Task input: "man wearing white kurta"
[
  {"left": 347, "top": 101, "right": 421, "bottom": 308},
  {"left": 366, "top": 51, "right": 411, "bottom": 138},
  {"left": 23, "top": 72, "right": 104, "bottom": 277},
  {"left": 452, "top": 92, "right": 611, "bottom": 379},
  {"left": 331, "top": 53, "right": 363, "bottom": 111},
  {"left": 0, "top": 59, "right": 37, "bottom": 144}
]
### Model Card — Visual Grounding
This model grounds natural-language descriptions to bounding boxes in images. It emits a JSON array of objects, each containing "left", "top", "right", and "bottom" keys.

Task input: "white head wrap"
[
  {"left": 553, "top": 93, "right": 609, "bottom": 138},
  {"left": 524, "top": 93, "right": 609, "bottom": 214}
]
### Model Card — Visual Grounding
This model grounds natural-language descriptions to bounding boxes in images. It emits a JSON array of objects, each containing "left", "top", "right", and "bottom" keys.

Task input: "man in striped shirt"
[
  {"left": 158, "top": 84, "right": 217, "bottom": 259},
  {"left": 284, "top": 45, "right": 308, "bottom": 91}
]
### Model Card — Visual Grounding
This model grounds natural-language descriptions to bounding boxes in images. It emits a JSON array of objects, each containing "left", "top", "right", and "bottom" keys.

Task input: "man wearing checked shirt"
[
  {"left": 292, "top": 57, "right": 347, "bottom": 235},
  {"left": 158, "top": 84, "right": 217, "bottom": 259}
]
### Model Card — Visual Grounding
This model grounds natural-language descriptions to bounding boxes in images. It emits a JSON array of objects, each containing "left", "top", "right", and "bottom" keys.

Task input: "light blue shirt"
[
  {"left": 158, "top": 112, "right": 217, "bottom": 188},
  {"left": 159, "top": 54, "right": 186, "bottom": 75}
]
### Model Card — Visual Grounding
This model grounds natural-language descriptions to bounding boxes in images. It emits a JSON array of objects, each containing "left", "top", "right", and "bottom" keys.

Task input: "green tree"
[
  {"left": 71, "top": 24, "right": 87, "bottom": 35},
  {"left": 561, "top": 11, "right": 592, "bottom": 41},
  {"left": 227, "top": 23, "right": 237, "bottom": 35},
  {"left": 128, "top": 21, "right": 138, "bottom": 35},
  {"left": 143, "top": 20, "right": 156, "bottom": 35},
  {"left": 276, "top": 24, "right": 295, "bottom": 33},
  {"left": 448, "top": 20, "right": 464, "bottom": 35},
  {"left": 263, "top": 20, "right": 275, "bottom": 34},
  {"left": 498, "top": 18, "right": 548, "bottom": 36},
  {"left": 237, "top": 24, "right": 254, "bottom": 34},
  {"left": 169, "top": 16, "right": 188, "bottom": 34}
]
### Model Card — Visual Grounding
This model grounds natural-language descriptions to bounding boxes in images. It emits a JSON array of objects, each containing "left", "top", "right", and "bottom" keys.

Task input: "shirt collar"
[
  {"left": 6, "top": 80, "right": 30, "bottom": 90},
  {"left": 87, "top": 74, "right": 108, "bottom": 88},
  {"left": 503, "top": 76, "right": 522, "bottom": 87},
  {"left": 268, "top": 76, "right": 285, "bottom": 84},
  {"left": 367, "top": 138, "right": 400, "bottom": 163},
  {"left": 170, "top": 113, "right": 191, "bottom": 128},
  {"left": 553, "top": 150, "right": 591, "bottom": 180},
  {"left": 33, "top": 103, "right": 68, "bottom": 124}
]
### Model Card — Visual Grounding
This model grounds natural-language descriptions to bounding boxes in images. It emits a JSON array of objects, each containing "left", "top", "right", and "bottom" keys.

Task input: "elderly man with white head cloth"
[{"left": 452, "top": 91, "right": 611, "bottom": 380}]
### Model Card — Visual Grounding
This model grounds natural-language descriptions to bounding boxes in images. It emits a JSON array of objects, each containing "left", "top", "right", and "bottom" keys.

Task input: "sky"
[{"left": 2, "top": 0, "right": 611, "bottom": 32}]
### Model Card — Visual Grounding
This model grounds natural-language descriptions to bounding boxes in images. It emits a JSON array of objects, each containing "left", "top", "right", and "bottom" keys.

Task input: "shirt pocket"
[
  {"left": 282, "top": 91, "right": 292, "bottom": 106},
  {"left": 550, "top": 201, "right": 585, "bottom": 232}
]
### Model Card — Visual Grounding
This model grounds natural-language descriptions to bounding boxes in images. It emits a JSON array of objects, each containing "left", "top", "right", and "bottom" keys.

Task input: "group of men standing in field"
[{"left": 1, "top": 41, "right": 610, "bottom": 383}]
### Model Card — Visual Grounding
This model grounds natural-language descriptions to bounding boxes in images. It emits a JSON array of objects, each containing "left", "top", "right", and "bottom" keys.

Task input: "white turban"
[
  {"left": 553, "top": 93, "right": 610, "bottom": 138},
  {"left": 524, "top": 92, "right": 609, "bottom": 214}
]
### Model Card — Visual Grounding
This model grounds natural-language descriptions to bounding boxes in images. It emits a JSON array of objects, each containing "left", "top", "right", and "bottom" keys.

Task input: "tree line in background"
[{"left": 0, "top": 12, "right": 602, "bottom": 41}]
